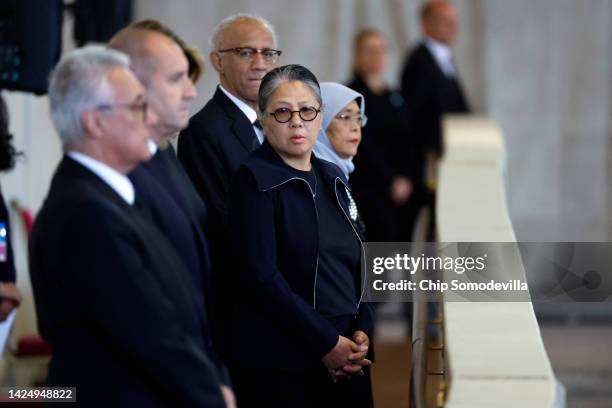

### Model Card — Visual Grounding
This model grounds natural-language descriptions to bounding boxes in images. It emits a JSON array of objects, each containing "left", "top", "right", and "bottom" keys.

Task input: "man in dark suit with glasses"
[{"left": 177, "top": 14, "right": 281, "bottom": 358}]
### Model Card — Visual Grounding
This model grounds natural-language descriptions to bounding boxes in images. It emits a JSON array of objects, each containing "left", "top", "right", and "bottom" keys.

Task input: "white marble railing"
[{"left": 437, "top": 116, "right": 565, "bottom": 408}]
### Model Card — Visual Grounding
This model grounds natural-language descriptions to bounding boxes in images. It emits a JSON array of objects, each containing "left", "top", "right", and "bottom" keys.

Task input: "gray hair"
[
  {"left": 209, "top": 13, "right": 278, "bottom": 51},
  {"left": 48, "top": 45, "right": 130, "bottom": 147},
  {"left": 257, "top": 64, "right": 322, "bottom": 116}
]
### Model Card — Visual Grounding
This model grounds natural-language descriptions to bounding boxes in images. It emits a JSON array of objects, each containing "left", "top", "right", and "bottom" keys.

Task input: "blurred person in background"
[
  {"left": 313, "top": 82, "right": 368, "bottom": 236},
  {"left": 109, "top": 21, "right": 235, "bottom": 407},
  {"left": 400, "top": 0, "right": 470, "bottom": 199},
  {"left": 348, "top": 29, "right": 419, "bottom": 242},
  {"left": 177, "top": 14, "right": 281, "bottom": 358},
  {"left": 127, "top": 19, "right": 206, "bottom": 84},
  {"left": 0, "top": 94, "right": 22, "bottom": 322},
  {"left": 228, "top": 65, "right": 374, "bottom": 407}
]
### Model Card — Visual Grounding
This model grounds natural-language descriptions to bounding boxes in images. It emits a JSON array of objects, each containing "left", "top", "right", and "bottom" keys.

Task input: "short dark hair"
[{"left": 258, "top": 64, "right": 321, "bottom": 115}]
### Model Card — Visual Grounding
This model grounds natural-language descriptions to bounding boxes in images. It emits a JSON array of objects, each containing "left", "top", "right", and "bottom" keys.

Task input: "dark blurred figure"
[
  {"left": 109, "top": 21, "right": 235, "bottom": 407},
  {"left": 400, "top": 0, "right": 470, "bottom": 190},
  {"left": 73, "top": 0, "right": 132, "bottom": 45},
  {"left": 0, "top": 94, "right": 22, "bottom": 322},
  {"left": 347, "top": 29, "right": 418, "bottom": 242},
  {"left": 128, "top": 19, "right": 205, "bottom": 84}
]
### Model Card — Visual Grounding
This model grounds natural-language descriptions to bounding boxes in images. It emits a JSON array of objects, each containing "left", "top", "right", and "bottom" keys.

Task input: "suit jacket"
[
  {"left": 177, "top": 86, "right": 259, "bottom": 355},
  {"left": 143, "top": 146, "right": 208, "bottom": 230},
  {"left": 131, "top": 148, "right": 209, "bottom": 296},
  {"left": 177, "top": 86, "right": 259, "bottom": 229},
  {"left": 29, "top": 156, "right": 226, "bottom": 407},
  {"left": 400, "top": 43, "right": 470, "bottom": 171},
  {"left": 129, "top": 147, "right": 230, "bottom": 384}
]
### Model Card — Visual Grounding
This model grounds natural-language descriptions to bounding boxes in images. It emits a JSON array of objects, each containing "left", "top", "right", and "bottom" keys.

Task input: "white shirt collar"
[
  {"left": 424, "top": 37, "right": 456, "bottom": 77},
  {"left": 67, "top": 151, "right": 135, "bottom": 205},
  {"left": 148, "top": 139, "right": 158, "bottom": 155},
  {"left": 219, "top": 85, "right": 264, "bottom": 144}
]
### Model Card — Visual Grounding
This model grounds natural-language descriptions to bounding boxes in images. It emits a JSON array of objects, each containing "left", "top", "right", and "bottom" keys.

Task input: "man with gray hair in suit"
[{"left": 30, "top": 46, "right": 230, "bottom": 407}]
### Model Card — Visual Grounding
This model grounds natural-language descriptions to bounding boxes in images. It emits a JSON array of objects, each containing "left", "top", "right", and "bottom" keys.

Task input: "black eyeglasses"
[
  {"left": 95, "top": 101, "right": 149, "bottom": 122},
  {"left": 217, "top": 47, "right": 282, "bottom": 63},
  {"left": 268, "top": 106, "right": 321, "bottom": 123},
  {"left": 334, "top": 113, "right": 368, "bottom": 127}
]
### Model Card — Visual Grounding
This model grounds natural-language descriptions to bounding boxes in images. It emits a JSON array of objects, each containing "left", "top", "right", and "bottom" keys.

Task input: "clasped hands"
[{"left": 322, "top": 330, "right": 371, "bottom": 382}]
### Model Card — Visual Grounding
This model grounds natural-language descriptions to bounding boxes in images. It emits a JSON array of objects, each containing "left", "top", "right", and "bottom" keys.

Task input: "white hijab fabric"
[{"left": 313, "top": 82, "right": 366, "bottom": 180}]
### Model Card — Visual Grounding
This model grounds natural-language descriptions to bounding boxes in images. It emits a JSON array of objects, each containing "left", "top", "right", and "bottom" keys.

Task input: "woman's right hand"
[
  {"left": 322, "top": 335, "right": 368, "bottom": 379},
  {"left": 322, "top": 336, "right": 356, "bottom": 369}
]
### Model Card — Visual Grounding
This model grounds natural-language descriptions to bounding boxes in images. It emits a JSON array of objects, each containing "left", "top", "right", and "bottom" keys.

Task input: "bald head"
[
  {"left": 210, "top": 14, "right": 277, "bottom": 51},
  {"left": 109, "top": 27, "right": 197, "bottom": 144},
  {"left": 109, "top": 28, "right": 168, "bottom": 86},
  {"left": 421, "top": 0, "right": 458, "bottom": 46},
  {"left": 209, "top": 15, "right": 279, "bottom": 109}
]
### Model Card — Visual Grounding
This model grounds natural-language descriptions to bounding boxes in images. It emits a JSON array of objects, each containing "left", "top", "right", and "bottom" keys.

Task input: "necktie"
[
  {"left": 446, "top": 56, "right": 457, "bottom": 78},
  {"left": 252, "top": 120, "right": 262, "bottom": 149}
]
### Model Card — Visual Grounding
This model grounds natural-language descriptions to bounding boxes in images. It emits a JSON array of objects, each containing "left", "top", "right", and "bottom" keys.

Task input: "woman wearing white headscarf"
[
  {"left": 313, "top": 82, "right": 367, "bottom": 181},
  {"left": 313, "top": 83, "right": 367, "bottom": 231}
]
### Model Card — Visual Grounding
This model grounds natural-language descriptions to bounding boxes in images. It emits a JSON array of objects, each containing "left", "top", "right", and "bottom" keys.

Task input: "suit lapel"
[
  {"left": 129, "top": 164, "right": 211, "bottom": 330},
  {"left": 139, "top": 152, "right": 214, "bottom": 298},
  {"left": 57, "top": 156, "right": 208, "bottom": 332},
  {"left": 156, "top": 148, "right": 206, "bottom": 219},
  {"left": 421, "top": 43, "right": 448, "bottom": 81},
  {"left": 213, "top": 87, "right": 258, "bottom": 153},
  {"left": 58, "top": 156, "right": 133, "bottom": 211},
  {"left": 143, "top": 151, "right": 208, "bottom": 248}
]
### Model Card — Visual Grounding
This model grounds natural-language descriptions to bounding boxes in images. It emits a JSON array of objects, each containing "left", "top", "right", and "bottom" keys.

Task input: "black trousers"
[{"left": 231, "top": 364, "right": 374, "bottom": 408}]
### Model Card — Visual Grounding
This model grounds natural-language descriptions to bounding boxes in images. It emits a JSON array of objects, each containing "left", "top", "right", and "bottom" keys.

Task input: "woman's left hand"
[
  {"left": 332, "top": 330, "right": 371, "bottom": 377},
  {"left": 349, "top": 330, "right": 369, "bottom": 361}
]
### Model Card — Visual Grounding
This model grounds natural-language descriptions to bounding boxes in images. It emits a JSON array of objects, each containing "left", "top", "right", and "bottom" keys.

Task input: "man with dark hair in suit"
[
  {"left": 401, "top": 0, "right": 470, "bottom": 190},
  {"left": 177, "top": 14, "right": 281, "bottom": 356},
  {"left": 108, "top": 22, "right": 235, "bottom": 407},
  {"left": 30, "top": 46, "right": 228, "bottom": 407}
]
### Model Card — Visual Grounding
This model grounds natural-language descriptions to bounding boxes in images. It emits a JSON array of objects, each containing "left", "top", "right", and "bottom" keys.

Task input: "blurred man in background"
[
  {"left": 400, "top": 0, "right": 471, "bottom": 237},
  {"left": 109, "top": 21, "right": 235, "bottom": 407}
]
